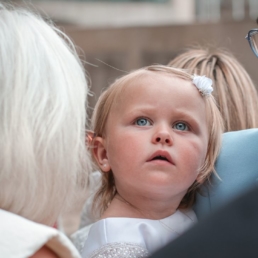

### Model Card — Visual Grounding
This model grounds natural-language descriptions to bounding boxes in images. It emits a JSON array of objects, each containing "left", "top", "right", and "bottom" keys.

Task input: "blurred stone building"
[{"left": 11, "top": 0, "right": 258, "bottom": 113}]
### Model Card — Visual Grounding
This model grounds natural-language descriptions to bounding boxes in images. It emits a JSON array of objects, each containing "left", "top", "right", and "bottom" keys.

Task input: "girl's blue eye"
[
  {"left": 135, "top": 118, "right": 151, "bottom": 126},
  {"left": 174, "top": 122, "right": 189, "bottom": 131}
]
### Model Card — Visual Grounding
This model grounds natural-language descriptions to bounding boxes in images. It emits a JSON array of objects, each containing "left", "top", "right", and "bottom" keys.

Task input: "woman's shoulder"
[{"left": 0, "top": 209, "right": 80, "bottom": 258}]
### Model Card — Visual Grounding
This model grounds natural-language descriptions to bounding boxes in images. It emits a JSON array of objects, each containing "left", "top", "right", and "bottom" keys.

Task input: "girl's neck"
[{"left": 100, "top": 192, "right": 179, "bottom": 220}]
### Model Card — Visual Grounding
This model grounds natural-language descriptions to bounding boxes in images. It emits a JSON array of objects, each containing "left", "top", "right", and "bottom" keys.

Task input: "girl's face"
[{"left": 94, "top": 72, "right": 209, "bottom": 206}]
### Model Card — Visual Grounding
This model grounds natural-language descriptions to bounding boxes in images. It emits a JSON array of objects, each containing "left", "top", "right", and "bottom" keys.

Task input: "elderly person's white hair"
[{"left": 0, "top": 4, "right": 91, "bottom": 226}]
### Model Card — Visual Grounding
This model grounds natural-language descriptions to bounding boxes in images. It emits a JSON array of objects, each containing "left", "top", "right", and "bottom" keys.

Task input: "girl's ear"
[{"left": 92, "top": 136, "right": 111, "bottom": 172}]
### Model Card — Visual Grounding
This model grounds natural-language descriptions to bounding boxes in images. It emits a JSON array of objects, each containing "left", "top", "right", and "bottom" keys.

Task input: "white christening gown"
[{"left": 81, "top": 209, "right": 197, "bottom": 258}]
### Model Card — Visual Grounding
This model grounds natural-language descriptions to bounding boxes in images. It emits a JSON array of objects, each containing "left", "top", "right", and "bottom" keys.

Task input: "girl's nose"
[{"left": 152, "top": 128, "right": 173, "bottom": 146}]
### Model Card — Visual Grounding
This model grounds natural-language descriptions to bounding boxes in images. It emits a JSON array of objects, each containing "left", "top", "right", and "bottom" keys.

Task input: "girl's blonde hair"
[
  {"left": 91, "top": 65, "right": 223, "bottom": 216},
  {"left": 168, "top": 47, "right": 258, "bottom": 132},
  {"left": 0, "top": 4, "right": 91, "bottom": 225}
]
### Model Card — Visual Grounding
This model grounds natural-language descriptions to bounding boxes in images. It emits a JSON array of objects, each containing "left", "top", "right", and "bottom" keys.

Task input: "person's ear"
[
  {"left": 92, "top": 136, "right": 111, "bottom": 172},
  {"left": 86, "top": 130, "right": 94, "bottom": 149}
]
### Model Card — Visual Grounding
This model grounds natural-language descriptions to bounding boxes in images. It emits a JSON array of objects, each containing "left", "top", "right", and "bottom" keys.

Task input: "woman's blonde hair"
[
  {"left": 168, "top": 47, "right": 258, "bottom": 132},
  {"left": 0, "top": 4, "right": 91, "bottom": 225},
  {"left": 91, "top": 65, "right": 223, "bottom": 216}
]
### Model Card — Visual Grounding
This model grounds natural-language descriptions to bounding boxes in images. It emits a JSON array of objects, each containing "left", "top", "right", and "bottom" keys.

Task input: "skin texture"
[
  {"left": 30, "top": 246, "right": 58, "bottom": 258},
  {"left": 93, "top": 72, "right": 209, "bottom": 220}
]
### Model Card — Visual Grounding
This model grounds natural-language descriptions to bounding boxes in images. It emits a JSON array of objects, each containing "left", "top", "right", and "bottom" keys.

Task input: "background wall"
[
  {"left": 13, "top": 0, "right": 258, "bottom": 116},
  {"left": 63, "top": 20, "right": 258, "bottom": 115}
]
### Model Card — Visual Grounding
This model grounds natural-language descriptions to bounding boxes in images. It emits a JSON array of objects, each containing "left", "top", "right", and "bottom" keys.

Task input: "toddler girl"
[{"left": 82, "top": 65, "right": 223, "bottom": 258}]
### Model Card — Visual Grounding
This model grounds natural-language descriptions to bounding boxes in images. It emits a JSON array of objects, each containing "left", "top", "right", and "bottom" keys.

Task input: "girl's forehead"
[
  {"left": 111, "top": 72, "right": 199, "bottom": 110},
  {"left": 112, "top": 72, "right": 151, "bottom": 101},
  {"left": 108, "top": 70, "right": 197, "bottom": 117},
  {"left": 117, "top": 71, "right": 190, "bottom": 94},
  {"left": 117, "top": 71, "right": 171, "bottom": 90}
]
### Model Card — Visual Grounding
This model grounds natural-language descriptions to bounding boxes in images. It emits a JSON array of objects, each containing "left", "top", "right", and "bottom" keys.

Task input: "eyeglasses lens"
[{"left": 251, "top": 31, "right": 258, "bottom": 56}]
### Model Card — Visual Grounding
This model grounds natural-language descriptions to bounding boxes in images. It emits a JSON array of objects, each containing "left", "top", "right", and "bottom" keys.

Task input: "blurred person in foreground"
[
  {"left": 0, "top": 3, "right": 91, "bottom": 258},
  {"left": 169, "top": 47, "right": 258, "bottom": 132},
  {"left": 149, "top": 29, "right": 258, "bottom": 258}
]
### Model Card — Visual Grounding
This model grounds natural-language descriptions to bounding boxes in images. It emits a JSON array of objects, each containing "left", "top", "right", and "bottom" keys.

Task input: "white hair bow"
[{"left": 192, "top": 75, "right": 213, "bottom": 96}]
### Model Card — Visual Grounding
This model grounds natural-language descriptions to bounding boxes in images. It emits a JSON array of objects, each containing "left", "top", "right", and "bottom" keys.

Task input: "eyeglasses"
[{"left": 246, "top": 29, "right": 258, "bottom": 57}]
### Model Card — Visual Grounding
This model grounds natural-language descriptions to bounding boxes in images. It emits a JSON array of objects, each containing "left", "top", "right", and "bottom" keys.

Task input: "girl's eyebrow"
[
  {"left": 173, "top": 108, "right": 202, "bottom": 123},
  {"left": 125, "top": 106, "right": 157, "bottom": 116},
  {"left": 127, "top": 104, "right": 159, "bottom": 112}
]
